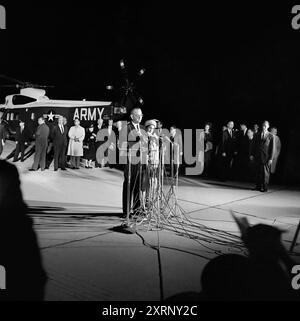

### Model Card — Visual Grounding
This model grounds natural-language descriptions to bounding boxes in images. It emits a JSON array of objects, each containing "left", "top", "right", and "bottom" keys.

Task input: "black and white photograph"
[{"left": 0, "top": 1, "right": 300, "bottom": 317}]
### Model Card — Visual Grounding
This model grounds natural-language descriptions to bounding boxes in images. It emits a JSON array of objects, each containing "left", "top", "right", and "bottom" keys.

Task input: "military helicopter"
[{"left": 0, "top": 61, "right": 145, "bottom": 139}]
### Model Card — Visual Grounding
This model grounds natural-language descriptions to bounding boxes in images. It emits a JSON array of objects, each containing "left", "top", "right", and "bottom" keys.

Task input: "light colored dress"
[{"left": 67, "top": 125, "right": 85, "bottom": 156}]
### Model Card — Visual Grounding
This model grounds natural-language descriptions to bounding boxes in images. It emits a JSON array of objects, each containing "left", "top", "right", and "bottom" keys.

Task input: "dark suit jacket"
[
  {"left": 220, "top": 129, "right": 237, "bottom": 156},
  {"left": 247, "top": 138, "right": 256, "bottom": 158},
  {"left": 52, "top": 125, "right": 68, "bottom": 147},
  {"left": 122, "top": 122, "right": 147, "bottom": 162},
  {"left": 15, "top": 126, "right": 31, "bottom": 144},
  {"left": 255, "top": 131, "right": 275, "bottom": 164},
  {"left": 35, "top": 123, "right": 49, "bottom": 146},
  {"left": 237, "top": 130, "right": 249, "bottom": 157},
  {"left": 126, "top": 122, "right": 146, "bottom": 150}
]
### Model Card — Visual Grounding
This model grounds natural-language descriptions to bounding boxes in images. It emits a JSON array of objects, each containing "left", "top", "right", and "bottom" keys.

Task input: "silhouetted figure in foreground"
[
  {"left": 166, "top": 213, "right": 299, "bottom": 301},
  {"left": 234, "top": 215, "right": 296, "bottom": 300},
  {"left": 200, "top": 254, "right": 249, "bottom": 300},
  {"left": 0, "top": 160, "right": 47, "bottom": 300}
]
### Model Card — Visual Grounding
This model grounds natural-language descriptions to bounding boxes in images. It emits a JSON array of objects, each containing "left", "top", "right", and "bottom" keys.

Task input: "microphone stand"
[{"left": 126, "top": 146, "right": 132, "bottom": 227}]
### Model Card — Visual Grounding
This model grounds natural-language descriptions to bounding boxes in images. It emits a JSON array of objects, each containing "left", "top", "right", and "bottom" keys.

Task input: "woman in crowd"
[
  {"left": 67, "top": 118, "right": 85, "bottom": 169},
  {"left": 95, "top": 118, "right": 104, "bottom": 168},
  {"left": 83, "top": 123, "right": 96, "bottom": 169},
  {"left": 142, "top": 120, "right": 159, "bottom": 210}
]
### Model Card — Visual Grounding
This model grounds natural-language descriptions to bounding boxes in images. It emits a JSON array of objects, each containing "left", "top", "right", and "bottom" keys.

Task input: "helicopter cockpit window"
[
  {"left": 12, "top": 95, "right": 36, "bottom": 105},
  {"left": 6, "top": 113, "right": 10, "bottom": 121},
  {"left": 10, "top": 113, "right": 14, "bottom": 121},
  {"left": 31, "top": 113, "right": 35, "bottom": 121}
]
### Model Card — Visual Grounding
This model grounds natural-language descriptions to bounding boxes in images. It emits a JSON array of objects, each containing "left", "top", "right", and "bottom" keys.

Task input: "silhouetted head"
[
  {"left": 244, "top": 224, "right": 284, "bottom": 260},
  {"left": 231, "top": 212, "right": 285, "bottom": 261},
  {"left": 201, "top": 254, "right": 249, "bottom": 300}
]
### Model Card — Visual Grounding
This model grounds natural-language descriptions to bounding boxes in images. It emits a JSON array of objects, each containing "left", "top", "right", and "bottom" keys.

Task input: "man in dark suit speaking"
[
  {"left": 122, "top": 108, "right": 147, "bottom": 218},
  {"left": 52, "top": 116, "right": 68, "bottom": 171},
  {"left": 254, "top": 120, "right": 275, "bottom": 192}
]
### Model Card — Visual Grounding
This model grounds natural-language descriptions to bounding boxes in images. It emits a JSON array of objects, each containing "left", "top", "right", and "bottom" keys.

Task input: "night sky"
[{"left": 0, "top": 2, "right": 299, "bottom": 132}]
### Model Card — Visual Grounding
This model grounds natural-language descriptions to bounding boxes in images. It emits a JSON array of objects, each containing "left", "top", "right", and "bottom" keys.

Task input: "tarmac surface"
[{"left": 1, "top": 141, "right": 300, "bottom": 300}]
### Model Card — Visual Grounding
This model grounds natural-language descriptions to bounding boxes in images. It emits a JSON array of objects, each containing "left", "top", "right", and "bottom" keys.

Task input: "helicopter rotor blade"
[
  {"left": 0, "top": 84, "right": 22, "bottom": 88},
  {"left": 0, "top": 74, "right": 25, "bottom": 85},
  {"left": 30, "top": 84, "right": 55, "bottom": 88}
]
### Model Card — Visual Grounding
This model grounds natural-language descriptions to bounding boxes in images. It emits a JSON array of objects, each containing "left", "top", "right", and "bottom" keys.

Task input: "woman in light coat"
[{"left": 67, "top": 118, "right": 85, "bottom": 169}]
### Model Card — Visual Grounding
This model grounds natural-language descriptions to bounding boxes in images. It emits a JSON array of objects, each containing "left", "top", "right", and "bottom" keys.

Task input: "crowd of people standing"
[
  {"left": 0, "top": 114, "right": 282, "bottom": 194},
  {"left": 203, "top": 120, "right": 282, "bottom": 192}
]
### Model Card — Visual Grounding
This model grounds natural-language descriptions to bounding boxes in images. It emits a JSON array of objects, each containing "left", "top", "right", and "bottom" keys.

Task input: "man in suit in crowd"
[
  {"left": 0, "top": 160, "right": 47, "bottom": 300},
  {"left": 122, "top": 108, "right": 147, "bottom": 218},
  {"left": 0, "top": 119, "right": 6, "bottom": 158},
  {"left": 220, "top": 120, "right": 237, "bottom": 181},
  {"left": 52, "top": 116, "right": 68, "bottom": 171},
  {"left": 30, "top": 117, "right": 49, "bottom": 171},
  {"left": 253, "top": 124, "right": 260, "bottom": 137},
  {"left": 13, "top": 120, "right": 31, "bottom": 162},
  {"left": 246, "top": 128, "right": 257, "bottom": 181},
  {"left": 236, "top": 123, "right": 249, "bottom": 180},
  {"left": 106, "top": 119, "right": 118, "bottom": 167},
  {"left": 253, "top": 120, "right": 275, "bottom": 192}
]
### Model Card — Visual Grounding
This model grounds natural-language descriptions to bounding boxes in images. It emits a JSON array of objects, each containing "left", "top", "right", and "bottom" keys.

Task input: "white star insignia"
[{"left": 47, "top": 111, "right": 55, "bottom": 121}]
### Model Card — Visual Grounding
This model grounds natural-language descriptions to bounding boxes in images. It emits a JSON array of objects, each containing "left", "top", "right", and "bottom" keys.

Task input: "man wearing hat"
[{"left": 52, "top": 116, "right": 68, "bottom": 171}]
